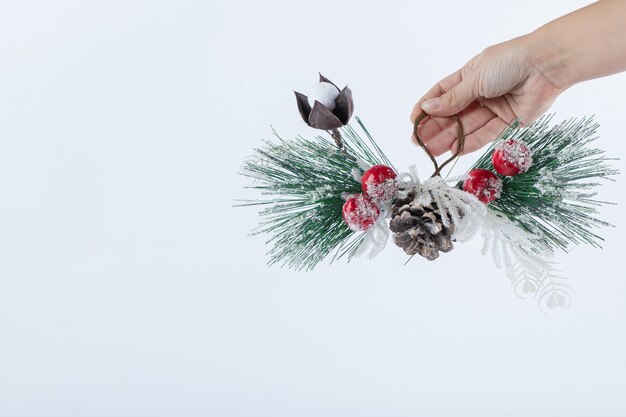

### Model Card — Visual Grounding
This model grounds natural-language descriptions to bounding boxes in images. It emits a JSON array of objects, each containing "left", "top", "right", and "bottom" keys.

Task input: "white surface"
[{"left": 1, "top": 1, "right": 625, "bottom": 416}]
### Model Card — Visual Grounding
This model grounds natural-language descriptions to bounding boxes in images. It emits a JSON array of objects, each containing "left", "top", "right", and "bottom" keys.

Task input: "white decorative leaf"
[{"left": 480, "top": 210, "right": 571, "bottom": 311}]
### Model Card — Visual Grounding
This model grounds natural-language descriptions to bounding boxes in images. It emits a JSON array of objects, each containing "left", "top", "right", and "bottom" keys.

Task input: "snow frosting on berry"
[
  {"left": 481, "top": 175, "right": 502, "bottom": 202},
  {"left": 493, "top": 138, "right": 532, "bottom": 176},
  {"left": 342, "top": 193, "right": 380, "bottom": 231},
  {"left": 361, "top": 165, "right": 398, "bottom": 203},
  {"left": 463, "top": 169, "right": 503, "bottom": 204}
]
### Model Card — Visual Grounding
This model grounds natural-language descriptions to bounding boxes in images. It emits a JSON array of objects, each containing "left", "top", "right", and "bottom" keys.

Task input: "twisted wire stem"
[{"left": 413, "top": 112, "right": 465, "bottom": 177}]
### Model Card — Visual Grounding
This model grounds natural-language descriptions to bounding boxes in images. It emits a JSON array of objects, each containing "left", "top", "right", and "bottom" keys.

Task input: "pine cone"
[{"left": 389, "top": 192, "right": 455, "bottom": 260}]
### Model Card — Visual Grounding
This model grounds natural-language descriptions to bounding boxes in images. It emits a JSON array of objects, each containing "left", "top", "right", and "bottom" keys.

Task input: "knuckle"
[{"left": 444, "top": 89, "right": 457, "bottom": 105}]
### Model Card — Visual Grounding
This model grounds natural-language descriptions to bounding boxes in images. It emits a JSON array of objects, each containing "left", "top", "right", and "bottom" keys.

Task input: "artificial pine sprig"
[
  {"left": 238, "top": 72, "right": 618, "bottom": 310},
  {"left": 467, "top": 115, "right": 618, "bottom": 252},
  {"left": 238, "top": 117, "right": 392, "bottom": 270}
]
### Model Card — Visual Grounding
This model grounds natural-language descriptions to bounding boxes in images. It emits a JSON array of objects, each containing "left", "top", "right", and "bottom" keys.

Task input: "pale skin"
[{"left": 411, "top": 0, "right": 626, "bottom": 156}]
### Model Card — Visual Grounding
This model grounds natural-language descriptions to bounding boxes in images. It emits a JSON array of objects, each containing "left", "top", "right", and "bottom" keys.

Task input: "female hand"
[
  {"left": 410, "top": 0, "right": 626, "bottom": 156},
  {"left": 410, "top": 36, "right": 563, "bottom": 156}
]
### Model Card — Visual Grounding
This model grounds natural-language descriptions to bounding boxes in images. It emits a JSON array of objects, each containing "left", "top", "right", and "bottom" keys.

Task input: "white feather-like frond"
[{"left": 481, "top": 211, "right": 570, "bottom": 311}]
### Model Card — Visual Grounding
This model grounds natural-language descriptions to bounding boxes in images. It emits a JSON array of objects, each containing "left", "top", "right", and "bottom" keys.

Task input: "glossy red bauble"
[
  {"left": 463, "top": 168, "right": 502, "bottom": 204},
  {"left": 492, "top": 138, "right": 532, "bottom": 176},
  {"left": 361, "top": 164, "right": 398, "bottom": 202},
  {"left": 342, "top": 193, "right": 380, "bottom": 231}
]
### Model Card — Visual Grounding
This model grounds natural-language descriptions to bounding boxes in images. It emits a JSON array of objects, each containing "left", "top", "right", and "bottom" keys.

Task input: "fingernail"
[{"left": 421, "top": 98, "right": 440, "bottom": 112}]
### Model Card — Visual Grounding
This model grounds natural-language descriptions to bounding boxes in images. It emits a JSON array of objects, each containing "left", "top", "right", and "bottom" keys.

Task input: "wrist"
[{"left": 522, "top": 29, "right": 578, "bottom": 91}]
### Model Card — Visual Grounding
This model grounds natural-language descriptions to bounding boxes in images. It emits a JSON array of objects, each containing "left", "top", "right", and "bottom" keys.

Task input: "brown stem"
[
  {"left": 413, "top": 112, "right": 465, "bottom": 177},
  {"left": 330, "top": 128, "right": 344, "bottom": 149}
]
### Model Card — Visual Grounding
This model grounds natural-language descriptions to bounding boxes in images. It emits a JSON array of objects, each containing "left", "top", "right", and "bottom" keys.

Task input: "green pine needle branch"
[
  {"left": 467, "top": 115, "right": 619, "bottom": 253},
  {"left": 238, "top": 117, "right": 393, "bottom": 271}
]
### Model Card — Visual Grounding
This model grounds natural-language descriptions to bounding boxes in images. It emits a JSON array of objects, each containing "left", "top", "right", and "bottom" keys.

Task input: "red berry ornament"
[
  {"left": 342, "top": 193, "right": 380, "bottom": 231},
  {"left": 361, "top": 164, "right": 397, "bottom": 202},
  {"left": 492, "top": 138, "right": 532, "bottom": 176},
  {"left": 463, "top": 169, "right": 502, "bottom": 204}
]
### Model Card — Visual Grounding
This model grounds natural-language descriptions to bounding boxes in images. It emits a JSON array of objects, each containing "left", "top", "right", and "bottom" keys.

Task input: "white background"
[{"left": 1, "top": 1, "right": 625, "bottom": 416}]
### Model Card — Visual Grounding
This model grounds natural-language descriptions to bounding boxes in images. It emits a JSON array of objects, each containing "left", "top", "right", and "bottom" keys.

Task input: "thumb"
[{"left": 421, "top": 77, "right": 477, "bottom": 117}]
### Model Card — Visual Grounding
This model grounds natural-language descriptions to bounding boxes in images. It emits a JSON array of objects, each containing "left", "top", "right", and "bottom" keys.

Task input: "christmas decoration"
[
  {"left": 492, "top": 138, "right": 532, "bottom": 176},
  {"left": 238, "top": 74, "right": 618, "bottom": 310},
  {"left": 463, "top": 168, "right": 502, "bottom": 204},
  {"left": 342, "top": 193, "right": 380, "bottom": 231},
  {"left": 361, "top": 164, "right": 397, "bottom": 202}
]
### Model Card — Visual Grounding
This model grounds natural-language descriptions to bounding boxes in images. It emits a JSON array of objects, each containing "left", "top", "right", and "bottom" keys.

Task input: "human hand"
[{"left": 410, "top": 35, "right": 564, "bottom": 156}]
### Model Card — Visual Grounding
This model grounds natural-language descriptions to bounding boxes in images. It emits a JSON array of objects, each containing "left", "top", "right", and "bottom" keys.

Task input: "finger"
[
  {"left": 479, "top": 96, "right": 517, "bottom": 125},
  {"left": 458, "top": 102, "right": 498, "bottom": 136},
  {"left": 414, "top": 103, "right": 496, "bottom": 156},
  {"left": 457, "top": 117, "right": 509, "bottom": 154},
  {"left": 410, "top": 85, "right": 443, "bottom": 123},
  {"left": 411, "top": 116, "right": 451, "bottom": 156},
  {"left": 422, "top": 102, "right": 495, "bottom": 140},
  {"left": 410, "top": 70, "right": 463, "bottom": 123},
  {"left": 422, "top": 75, "right": 477, "bottom": 117}
]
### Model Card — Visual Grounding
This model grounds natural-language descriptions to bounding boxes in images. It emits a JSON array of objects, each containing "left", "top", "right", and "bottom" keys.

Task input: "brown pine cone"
[{"left": 389, "top": 192, "right": 455, "bottom": 261}]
